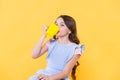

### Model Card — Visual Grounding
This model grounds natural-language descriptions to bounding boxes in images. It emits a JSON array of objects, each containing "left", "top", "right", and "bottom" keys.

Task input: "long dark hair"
[{"left": 56, "top": 15, "right": 80, "bottom": 80}]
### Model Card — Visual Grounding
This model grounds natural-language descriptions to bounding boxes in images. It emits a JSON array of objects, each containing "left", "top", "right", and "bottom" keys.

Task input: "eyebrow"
[
  {"left": 55, "top": 20, "right": 65, "bottom": 25},
  {"left": 60, "top": 22, "right": 64, "bottom": 24}
]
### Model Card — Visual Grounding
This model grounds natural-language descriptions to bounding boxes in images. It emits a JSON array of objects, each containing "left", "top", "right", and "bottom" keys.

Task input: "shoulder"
[
  {"left": 74, "top": 43, "right": 85, "bottom": 55},
  {"left": 45, "top": 39, "right": 56, "bottom": 47}
]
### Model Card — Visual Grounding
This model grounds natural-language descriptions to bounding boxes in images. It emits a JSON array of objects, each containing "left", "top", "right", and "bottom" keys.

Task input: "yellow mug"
[{"left": 46, "top": 24, "right": 59, "bottom": 38}]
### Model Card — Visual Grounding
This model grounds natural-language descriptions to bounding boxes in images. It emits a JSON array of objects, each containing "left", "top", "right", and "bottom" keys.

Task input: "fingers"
[
  {"left": 37, "top": 74, "right": 49, "bottom": 80},
  {"left": 42, "top": 25, "right": 49, "bottom": 36},
  {"left": 37, "top": 74, "right": 43, "bottom": 80},
  {"left": 43, "top": 25, "right": 48, "bottom": 30},
  {"left": 43, "top": 25, "right": 48, "bottom": 31}
]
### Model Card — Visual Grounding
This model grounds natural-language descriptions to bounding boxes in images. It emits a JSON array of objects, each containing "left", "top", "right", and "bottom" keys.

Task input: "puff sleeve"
[{"left": 74, "top": 44, "right": 85, "bottom": 55}]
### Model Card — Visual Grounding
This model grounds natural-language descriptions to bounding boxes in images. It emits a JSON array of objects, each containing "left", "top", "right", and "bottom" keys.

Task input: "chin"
[
  {"left": 57, "top": 35, "right": 67, "bottom": 38},
  {"left": 56, "top": 33, "right": 67, "bottom": 37}
]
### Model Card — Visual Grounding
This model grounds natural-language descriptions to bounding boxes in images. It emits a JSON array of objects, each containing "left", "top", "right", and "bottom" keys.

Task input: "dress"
[{"left": 29, "top": 39, "right": 85, "bottom": 80}]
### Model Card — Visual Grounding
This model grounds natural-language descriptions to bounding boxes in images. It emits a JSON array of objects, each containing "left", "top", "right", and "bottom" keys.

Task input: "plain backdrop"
[{"left": 0, "top": 0, "right": 120, "bottom": 80}]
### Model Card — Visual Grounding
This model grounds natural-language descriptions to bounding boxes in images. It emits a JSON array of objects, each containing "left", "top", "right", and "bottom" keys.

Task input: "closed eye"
[{"left": 61, "top": 24, "right": 64, "bottom": 26}]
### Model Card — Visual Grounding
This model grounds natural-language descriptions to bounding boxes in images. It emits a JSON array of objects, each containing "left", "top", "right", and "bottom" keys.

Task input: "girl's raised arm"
[{"left": 31, "top": 26, "right": 49, "bottom": 59}]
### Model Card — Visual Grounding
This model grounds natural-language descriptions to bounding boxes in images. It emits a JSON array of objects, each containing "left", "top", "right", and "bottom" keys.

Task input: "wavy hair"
[{"left": 55, "top": 15, "right": 80, "bottom": 80}]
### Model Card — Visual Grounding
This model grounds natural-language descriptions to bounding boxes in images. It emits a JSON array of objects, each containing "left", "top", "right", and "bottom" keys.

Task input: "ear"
[
  {"left": 67, "top": 28, "right": 71, "bottom": 34},
  {"left": 69, "top": 31, "right": 71, "bottom": 34}
]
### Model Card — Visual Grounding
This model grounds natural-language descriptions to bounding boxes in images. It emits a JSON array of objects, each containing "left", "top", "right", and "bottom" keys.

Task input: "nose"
[{"left": 56, "top": 24, "right": 60, "bottom": 30}]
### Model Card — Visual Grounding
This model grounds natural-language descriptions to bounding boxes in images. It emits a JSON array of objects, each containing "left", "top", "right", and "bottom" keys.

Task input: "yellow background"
[{"left": 0, "top": 0, "right": 120, "bottom": 80}]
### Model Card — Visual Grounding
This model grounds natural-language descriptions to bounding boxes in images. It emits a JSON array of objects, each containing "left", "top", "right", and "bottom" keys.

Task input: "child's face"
[{"left": 55, "top": 17, "right": 71, "bottom": 37}]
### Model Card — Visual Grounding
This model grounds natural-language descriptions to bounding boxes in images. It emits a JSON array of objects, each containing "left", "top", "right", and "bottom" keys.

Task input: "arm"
[
  {"left": 32, "top": 26, "right": 49, "bottom": 59},
  {"left": 49, "top": 54, "right": 81, "bottom": 80},
  {"left": 32, "top": 35, "right": 49, "bottom": 59}
]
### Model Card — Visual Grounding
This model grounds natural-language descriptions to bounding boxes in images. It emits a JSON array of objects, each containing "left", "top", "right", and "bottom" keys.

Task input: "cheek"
[{"left": 59, "top": 28, "right": 69, "bottom": 34}]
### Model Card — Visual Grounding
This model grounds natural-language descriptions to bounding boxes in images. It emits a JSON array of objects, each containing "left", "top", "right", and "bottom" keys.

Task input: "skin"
[{"left": 32, "top": 17, "right": 81, "bottom": 80}]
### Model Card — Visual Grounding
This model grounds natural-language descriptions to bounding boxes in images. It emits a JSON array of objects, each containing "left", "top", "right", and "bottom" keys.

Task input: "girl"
[{"left": 29, "top": 15, "right": 85, "bottom": 80}]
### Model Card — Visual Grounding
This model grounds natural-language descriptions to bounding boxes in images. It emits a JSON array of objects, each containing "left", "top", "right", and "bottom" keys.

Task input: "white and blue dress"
[{"left": 29, "top": 40, "right": 85, "bottom": 80}]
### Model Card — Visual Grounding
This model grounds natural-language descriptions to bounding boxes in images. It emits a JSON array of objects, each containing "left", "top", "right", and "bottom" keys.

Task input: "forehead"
[{"left": 56, "top": 17, "right": 65, "bottom": 23}]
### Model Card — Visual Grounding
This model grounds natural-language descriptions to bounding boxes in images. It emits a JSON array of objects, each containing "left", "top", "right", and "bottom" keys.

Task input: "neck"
[{"left": 57, "top": 35, "right": 71, "bottom": 44}]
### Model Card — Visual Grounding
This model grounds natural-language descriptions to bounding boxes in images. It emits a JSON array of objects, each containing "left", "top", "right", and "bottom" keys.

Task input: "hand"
[
  {"left": 37, "top": 74, "right": 50, "bottom": 80},
  {"left": 42, "top": 26, "right": 48, "bottom": 36}
]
